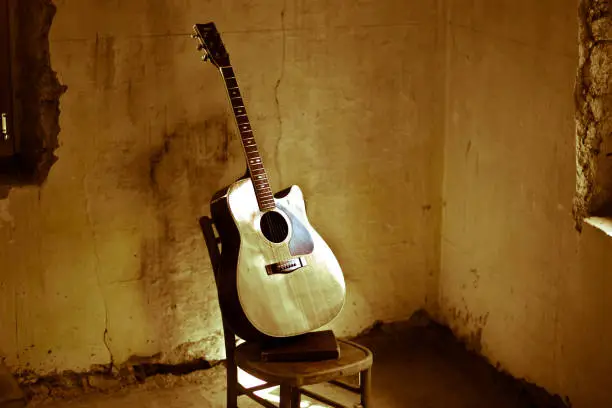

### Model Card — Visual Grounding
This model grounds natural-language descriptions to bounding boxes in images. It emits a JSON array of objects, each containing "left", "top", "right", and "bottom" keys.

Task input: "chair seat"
[{"left": 235, "top": 339, "right": 373, "bottom": 387}]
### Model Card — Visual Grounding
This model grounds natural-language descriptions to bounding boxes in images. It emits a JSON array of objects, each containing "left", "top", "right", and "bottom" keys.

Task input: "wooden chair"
[{"left": 199, "top": 216, "right": 373, "bottom": 408}]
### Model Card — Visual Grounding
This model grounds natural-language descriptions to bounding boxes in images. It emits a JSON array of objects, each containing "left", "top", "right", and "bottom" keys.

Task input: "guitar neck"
[{"left": 219, "top": 65, "right": 275, "bottom": 211}]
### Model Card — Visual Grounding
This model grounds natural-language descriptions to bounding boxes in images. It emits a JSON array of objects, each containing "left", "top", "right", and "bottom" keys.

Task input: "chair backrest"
[
  {"left": 199, "top": 216, "right": 222, "bottom": 280},
  {"left": 198, "top": 216, "right": 239, "bottom": 354}
]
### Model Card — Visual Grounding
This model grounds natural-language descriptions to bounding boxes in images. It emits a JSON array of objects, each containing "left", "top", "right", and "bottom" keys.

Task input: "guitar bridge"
[{"left": 266, "top": 257, "right": 307, "bottom": 275}]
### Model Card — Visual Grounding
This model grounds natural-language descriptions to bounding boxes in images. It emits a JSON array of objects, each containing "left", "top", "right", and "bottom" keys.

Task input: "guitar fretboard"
[{"left": 220, "top": 66, "right": 275, "bottom": 211}]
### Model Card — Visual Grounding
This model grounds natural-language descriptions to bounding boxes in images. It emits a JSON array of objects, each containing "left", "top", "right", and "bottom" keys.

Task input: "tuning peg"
[
  {"left": 201, "top": 55, "right": 210, "bottom": 62},
  {"left": 197, "top": 44, "right": 204, "bottom": 51},
  {"left": 191, "top": 33, "right": 199, "bottom": 39}
]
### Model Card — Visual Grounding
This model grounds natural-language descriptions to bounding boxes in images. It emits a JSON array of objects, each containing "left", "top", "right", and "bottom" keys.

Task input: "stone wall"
[{"left": 575, "top": 0, "right": 612, "bottom": 223}]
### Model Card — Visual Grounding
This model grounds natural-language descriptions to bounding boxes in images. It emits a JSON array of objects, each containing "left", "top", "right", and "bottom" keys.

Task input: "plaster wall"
[
  {"left": 439, "top": 1, "right": 612, "bottom": 407},
  {"left": 0, "top": 0, "right": 444, "bottom": 374}
]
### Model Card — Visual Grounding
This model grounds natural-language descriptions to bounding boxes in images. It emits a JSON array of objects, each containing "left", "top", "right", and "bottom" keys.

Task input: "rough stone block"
[{"left": 574, "top": 0, "right": 612, "bottom": 225}]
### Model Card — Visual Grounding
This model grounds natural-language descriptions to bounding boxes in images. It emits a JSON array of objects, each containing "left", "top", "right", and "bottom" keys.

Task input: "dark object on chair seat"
[
  {"left": 238, "top": 338, "right": 371, "bottom": 387},
  {"left": 260, "top": 330, "right": 340, "bottom": 362}
]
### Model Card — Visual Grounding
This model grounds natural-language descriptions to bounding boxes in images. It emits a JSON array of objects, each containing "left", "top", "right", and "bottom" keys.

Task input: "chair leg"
[
  {"left": 226, "top": 360, "right": 238, "bottom": 408},
  {"left": 291, "top": 386, "right": 301, "bottom": 407},
  {"left": 360, "top": 368, "right": 372, "bottom": 407},
  {"left": 279, "top": 384, "right": 292, "bottom": 408},
  {"left": 279, "top": 384, "right": 301, "bottom": 408}
]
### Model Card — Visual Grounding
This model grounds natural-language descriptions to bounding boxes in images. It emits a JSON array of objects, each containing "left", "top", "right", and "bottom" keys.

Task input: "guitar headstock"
[{"left": 192, "top": 23, "right": 230, "bottom": 68}]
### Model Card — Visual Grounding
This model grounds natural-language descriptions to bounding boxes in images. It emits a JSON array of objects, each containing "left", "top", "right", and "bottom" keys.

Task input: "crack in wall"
[
  {"left": 14, "top": 288, "right": 19, "bottom": 365},
  {"left": 82, "top": 173, "right": 114, "bottom": 373},
  {"left": 273, "top": 0, "right": 287, "bottom": 188}
]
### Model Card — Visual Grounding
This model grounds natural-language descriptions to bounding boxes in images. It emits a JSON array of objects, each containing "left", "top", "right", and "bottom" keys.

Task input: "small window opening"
[{"left": 0, "top": 0, "right": 66, "bottom": 198}]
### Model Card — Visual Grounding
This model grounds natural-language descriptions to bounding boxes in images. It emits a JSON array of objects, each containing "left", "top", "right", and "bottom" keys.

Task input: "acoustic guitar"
[{"left": 192, "top": 23, "right": 346, "bottom": 342}]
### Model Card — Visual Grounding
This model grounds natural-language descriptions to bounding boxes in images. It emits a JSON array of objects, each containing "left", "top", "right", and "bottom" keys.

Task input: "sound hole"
[{"left": 260, "top": 211, "right": 289, "bottom": 243}]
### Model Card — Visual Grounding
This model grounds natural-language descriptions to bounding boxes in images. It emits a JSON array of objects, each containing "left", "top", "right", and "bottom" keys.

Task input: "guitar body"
[{"left": 211, "top": 177, "right": 346, "bottom": 342}]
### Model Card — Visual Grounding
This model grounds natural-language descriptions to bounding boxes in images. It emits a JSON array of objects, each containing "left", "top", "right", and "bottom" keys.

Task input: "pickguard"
[{"left": 276, "top": 202, "right": 315, "bottom": 256}]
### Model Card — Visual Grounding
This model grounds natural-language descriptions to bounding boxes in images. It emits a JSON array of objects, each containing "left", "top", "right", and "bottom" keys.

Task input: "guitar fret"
[
  {"left": 231, "top": 97, "right": 244, "bottom": 108},
  {"left": 221, "top": 67, "right": 235, "bottom": 77},
  {"left": 225, "top": 78, "right": 238, "bottom": 88}
]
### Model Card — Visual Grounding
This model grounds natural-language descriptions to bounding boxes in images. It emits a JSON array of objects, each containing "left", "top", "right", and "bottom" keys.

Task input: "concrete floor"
[{"left": 25, "top": 318, "right": 568, "bottom": 408}]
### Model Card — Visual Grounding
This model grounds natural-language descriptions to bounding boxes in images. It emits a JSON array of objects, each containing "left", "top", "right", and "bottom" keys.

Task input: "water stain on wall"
[
  {"left": 138, "top": 113, "right": 239, "bottom": 360},
  {"left": 444, "top": 301, "right": 490, "bottom": 354}
]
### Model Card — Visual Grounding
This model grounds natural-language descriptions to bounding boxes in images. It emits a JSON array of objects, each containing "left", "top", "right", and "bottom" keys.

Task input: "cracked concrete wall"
[
  {"left": 439, "top": 1, "right": 612, "bottom": 407},
  {"left": 0, "top": 1, "right": 444, "bottom": 375}
]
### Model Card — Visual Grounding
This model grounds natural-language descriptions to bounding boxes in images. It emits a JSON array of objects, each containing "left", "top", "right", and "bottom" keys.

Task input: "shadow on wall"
[{"left": 135, "top": 113, "right": 243, "bottom": 364}]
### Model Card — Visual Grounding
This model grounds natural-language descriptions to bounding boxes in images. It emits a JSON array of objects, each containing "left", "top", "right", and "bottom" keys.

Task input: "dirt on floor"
[
  {"left": 9, "top": 311, "right": 570, "bottom": 408},
  {"left": 354, "top": 311, "right": 570, "bottom": 408}
]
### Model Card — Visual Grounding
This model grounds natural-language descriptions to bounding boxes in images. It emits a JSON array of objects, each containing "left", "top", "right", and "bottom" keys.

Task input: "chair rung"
[
  {"left": 244, "top": 382, "right": 278, "bottom": 393},
  {"left": 238, "top": 384, "right": 279, "bottom": 408},
  {"left": 300, "top": 388, "right": 352, "bottom": 408},
  {"left": 330, "top": 379, "right": 361, "bottom": 393}
]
